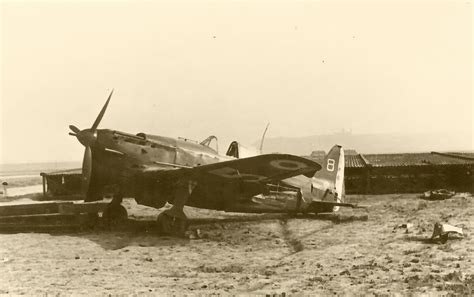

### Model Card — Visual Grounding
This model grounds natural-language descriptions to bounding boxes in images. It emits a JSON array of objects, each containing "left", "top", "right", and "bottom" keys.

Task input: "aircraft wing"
[
  {"left": 142, "top": 154, "right": 320, "bottom": 184},
  {"left": 193, "top": 154, "right": 320, "bottom": 182},
  {"left": 132, "top": 154, "right": 320, "bottom": 209}
]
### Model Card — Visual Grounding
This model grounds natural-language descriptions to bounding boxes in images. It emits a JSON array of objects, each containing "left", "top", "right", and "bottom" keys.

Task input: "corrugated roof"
[
  {"left": 304, "top": 154, "right": 365, "bottom": 168},
  {"left": 345, "top": 155, "right": 366, "bottom": 168},
  {"left": 363, "top": 153, "right": 474, "bottom": 167},
  {"left": 443, "top": 152, "right": 474, "bottom": 160},
  {"left": 344, "top": 149, "right": 359, "bottom": 156},
  {"left": 40, "top": 168, "right": 82, "bottom": 176},
  {"left": 305, "top": 156, "right": 324, "bottom": 164}
]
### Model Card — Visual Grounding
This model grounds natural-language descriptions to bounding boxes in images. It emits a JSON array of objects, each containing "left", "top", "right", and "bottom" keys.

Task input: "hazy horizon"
[
  {"left": 1, "top": 1, "right": 472, "bottom": 163},
  {"left": 1, "top": 130, "right": 472, "bottom": 165}
]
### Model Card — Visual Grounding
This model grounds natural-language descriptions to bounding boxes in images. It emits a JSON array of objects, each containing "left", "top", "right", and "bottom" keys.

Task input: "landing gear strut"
[
  {"left": 102, "top": 195, "right": 128, "bottom": 229},
  {"left": 156, "top": 179, "right": 196, "bottom": 237},
  {"left": 157, "top": 211, "right": 188, "bottom": 236}
]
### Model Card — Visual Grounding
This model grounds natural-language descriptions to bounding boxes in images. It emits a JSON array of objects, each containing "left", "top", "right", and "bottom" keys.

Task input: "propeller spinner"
[{"left": 69, "top": 90, "right": 113, "bottom": 197}]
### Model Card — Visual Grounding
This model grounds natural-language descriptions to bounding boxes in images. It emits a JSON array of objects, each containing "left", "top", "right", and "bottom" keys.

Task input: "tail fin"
[{"left": 311, "top": 145, "right": 345, "bottom": 212}]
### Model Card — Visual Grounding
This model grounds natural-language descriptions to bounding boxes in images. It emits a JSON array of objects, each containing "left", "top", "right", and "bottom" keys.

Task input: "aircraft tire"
[
  {"left": 102, "top": 204, "right": 128, "bottom": 229},
  {"left": 157, "top": 212, "right": 187, "bottom": 237}
]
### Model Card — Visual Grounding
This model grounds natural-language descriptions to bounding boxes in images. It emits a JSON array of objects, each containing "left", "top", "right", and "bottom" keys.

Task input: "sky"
[{"left": 1, "top": 0, "right": 472, "bottom": 164}]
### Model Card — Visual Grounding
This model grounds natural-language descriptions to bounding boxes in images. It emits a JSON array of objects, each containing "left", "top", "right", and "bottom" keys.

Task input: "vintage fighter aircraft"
[{"left": 69, "top": 91, "right": 354, "bottom": 235}]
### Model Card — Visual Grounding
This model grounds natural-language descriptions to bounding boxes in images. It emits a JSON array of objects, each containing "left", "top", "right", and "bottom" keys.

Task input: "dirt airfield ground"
[{"left": 0, "top": 193, "right": 473, "bottom": 295}]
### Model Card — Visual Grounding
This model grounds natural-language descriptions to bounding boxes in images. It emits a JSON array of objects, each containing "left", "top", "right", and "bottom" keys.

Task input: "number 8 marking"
[{"left": 327, "top": 159, "right": 335, "bottom": 172}]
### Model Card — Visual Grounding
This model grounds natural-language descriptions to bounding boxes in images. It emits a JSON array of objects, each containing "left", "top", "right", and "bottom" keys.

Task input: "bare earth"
[{"left": 0, "top": 193, "right": 472, "bottom": 295}]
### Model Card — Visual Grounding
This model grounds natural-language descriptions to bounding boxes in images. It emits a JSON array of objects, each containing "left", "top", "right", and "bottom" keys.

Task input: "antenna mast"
[{"left": 259, "top": 123, "right": 270, "bottom": 153}]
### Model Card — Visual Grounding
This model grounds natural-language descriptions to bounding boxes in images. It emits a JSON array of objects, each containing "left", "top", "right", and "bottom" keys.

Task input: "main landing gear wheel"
[
  {"left": 156, "top": 212, "right": 187, "bottom": 237},
  {"left": 102, "top": 204, "right": 128, "bottom": 229}
]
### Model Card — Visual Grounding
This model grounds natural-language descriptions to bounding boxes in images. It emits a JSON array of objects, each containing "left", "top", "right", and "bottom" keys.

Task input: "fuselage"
[
  {"left": 86, "top": 128, "right": 326, "bottom": 214},
  {"left": 88, "top": 129, "right": 264, "bottom": 211},
  {"left": 94, "top": 129, "right": 231, "bottom": 167}
]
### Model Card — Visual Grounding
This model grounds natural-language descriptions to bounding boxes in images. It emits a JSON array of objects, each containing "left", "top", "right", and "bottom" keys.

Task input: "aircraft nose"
[
  {"left": 77, "top": 129, "right": 97, "bottom": 147},
  {"left": 69, "top": 126, "right": 97, "bottom": 147}
]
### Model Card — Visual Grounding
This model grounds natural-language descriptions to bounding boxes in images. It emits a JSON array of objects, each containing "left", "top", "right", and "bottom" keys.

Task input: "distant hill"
[{"left": 259, "top": 132, "right": 473, "bottom": 155}]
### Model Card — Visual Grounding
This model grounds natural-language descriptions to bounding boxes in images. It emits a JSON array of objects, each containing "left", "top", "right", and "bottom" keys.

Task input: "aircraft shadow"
[{"left": 0, "top": 211, "right": 369, "bottom": 250}]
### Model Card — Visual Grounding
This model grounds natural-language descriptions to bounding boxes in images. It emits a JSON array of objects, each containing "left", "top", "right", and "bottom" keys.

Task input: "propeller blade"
[
  {"left": 81, "top": 146, "right": 92, "bottom": 196},
  {"left": 69, "top": 125, "right": 81, "bottom": 134},
  {"left": 91, "top": 89, "right": 113, "bottom": 132}
]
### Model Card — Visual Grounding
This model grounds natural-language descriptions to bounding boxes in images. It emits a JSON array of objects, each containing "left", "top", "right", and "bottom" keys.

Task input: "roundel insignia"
[
  {"left": 209, "top": 167, "right": 265, "bottom": 182},
  {"left": 269, "top": 160, "right": 308, "bottom": 171},
  {"left": 239, "top": 174, "right": 266, "bottom": 182}
]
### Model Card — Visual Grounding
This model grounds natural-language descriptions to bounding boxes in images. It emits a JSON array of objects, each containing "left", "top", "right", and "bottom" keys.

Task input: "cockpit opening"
[
  {"left": 200, "top": 135, "right": 219, "bottom": 153},
  {"left": 226, "top": 141, "right": 239, "bottom": 158}
]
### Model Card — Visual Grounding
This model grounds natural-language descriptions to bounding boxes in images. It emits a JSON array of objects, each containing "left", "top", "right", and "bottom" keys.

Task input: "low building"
[
  {"left": 307, "top": 151, "right": 474, "bottom": 194},
  {"left": 40, "top": 168, "right": 82, "bottom": 199}
]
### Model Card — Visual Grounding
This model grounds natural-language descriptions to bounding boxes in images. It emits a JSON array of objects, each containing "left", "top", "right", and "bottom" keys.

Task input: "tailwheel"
[
  {"left": 440, "top": 233, "right": 449, "bottom": 244},
  {"left": 157, "top": 211, "right": 188, "bottom": 237},
  {"left": 102, "top": 204, "right": 128, "bottom": 229}
]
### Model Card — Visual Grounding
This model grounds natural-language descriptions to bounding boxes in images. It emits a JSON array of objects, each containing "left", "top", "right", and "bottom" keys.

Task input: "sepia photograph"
[{"left": 0, "top": 0, "right": 472, "bottom": 295}]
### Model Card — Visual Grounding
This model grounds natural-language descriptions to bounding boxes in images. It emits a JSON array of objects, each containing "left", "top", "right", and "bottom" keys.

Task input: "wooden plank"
[
  {"left": 58, "top": 202, "right": 109, "bottom": 214},
  {"left": 0, "top": 213, "right": 79, "bottom": 224},
  {"left": 0, "top": 202, "right": 73, "bottom": 217},
  {"left": 0, "top": 223, "right": 81, "bottom": 233},
  {"left": 40, "top": 194, "right": 85, "bottom": 201},
  {"left": 42, "top": 175, "right": 46, "bottom": 197}
]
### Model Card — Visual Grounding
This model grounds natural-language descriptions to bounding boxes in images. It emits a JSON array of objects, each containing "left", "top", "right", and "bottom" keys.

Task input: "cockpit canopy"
[
  {"left": 226, "top": 141, "right": 261, "bottom": 158},
  {"left": 200, "top": 135, "right": 218, "bottom": 153}
]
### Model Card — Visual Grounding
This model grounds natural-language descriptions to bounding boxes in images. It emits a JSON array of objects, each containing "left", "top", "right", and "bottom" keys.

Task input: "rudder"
[{"left": 311, "top": 145, "right": 345, "bottom": 211}]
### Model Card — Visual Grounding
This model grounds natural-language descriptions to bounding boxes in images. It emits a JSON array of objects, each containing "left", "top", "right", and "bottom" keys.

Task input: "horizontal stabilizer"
[{"left": 308, "top": 200, "right": 365, "bottom": 213}]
